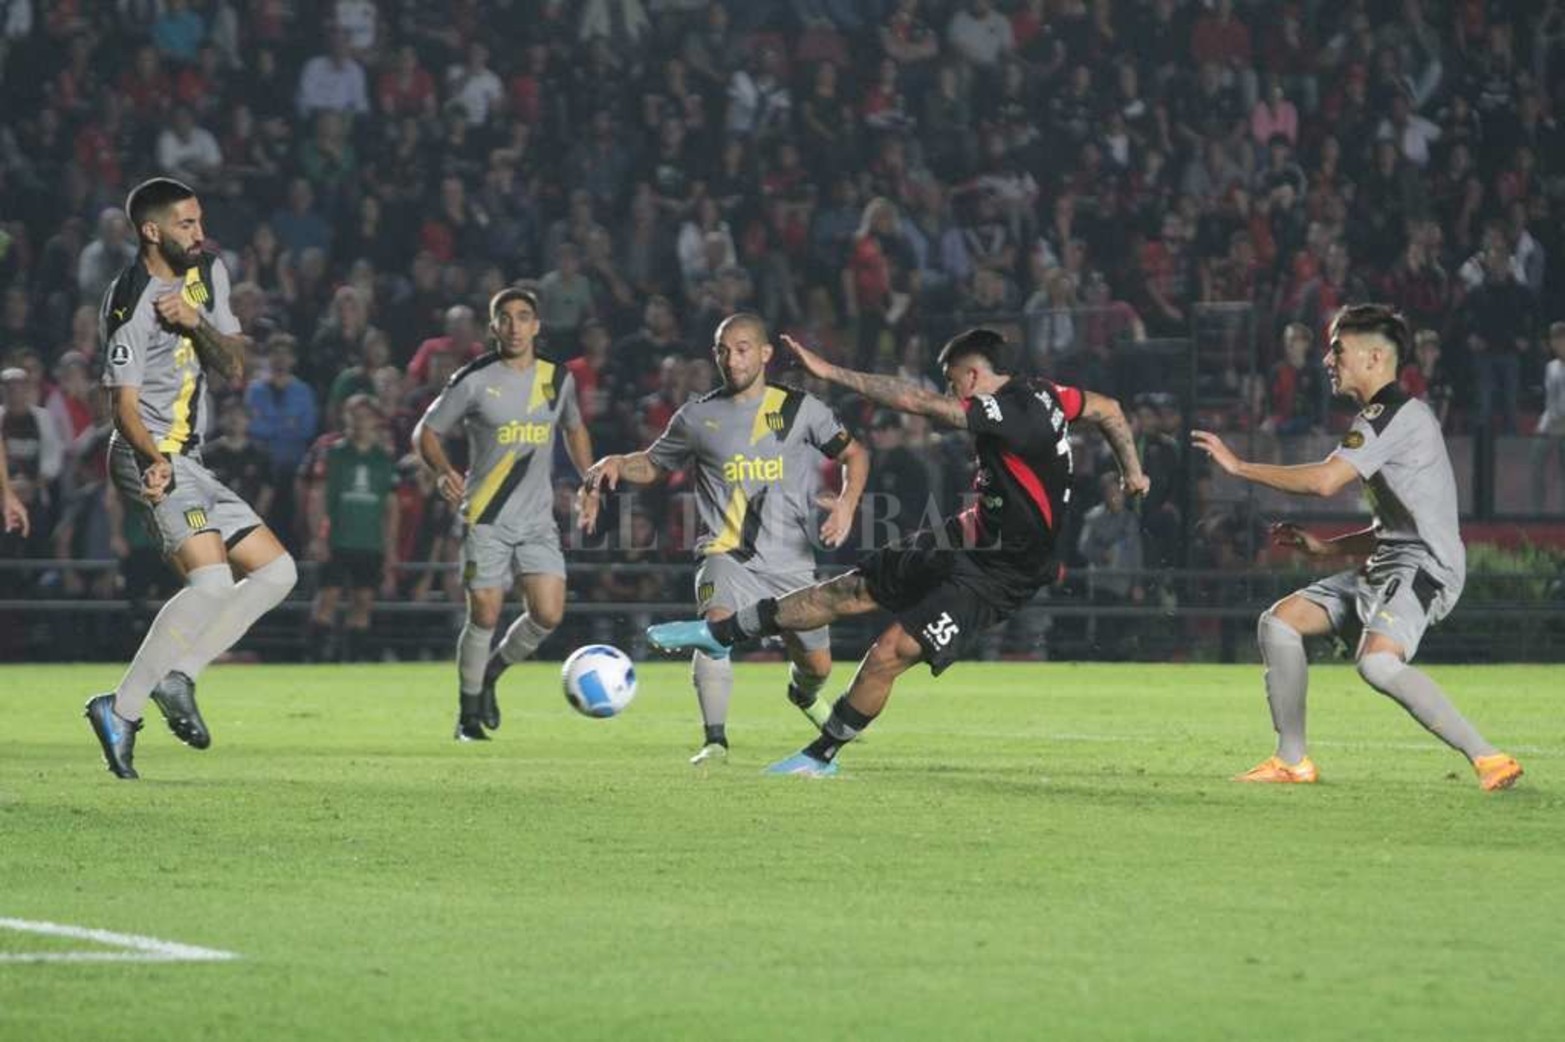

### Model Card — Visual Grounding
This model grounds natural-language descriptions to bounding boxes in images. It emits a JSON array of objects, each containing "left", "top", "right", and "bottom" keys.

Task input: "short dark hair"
[
  {"left": 489, "top": 286, "right": 539, "bottom": 322},
  {"left": 1329, "top": 304, "right": 1410, "bottom": 366},
  {"left": 125, "top": 178, "right": 196, "bottom": 234},
  {"left": 936, "top": 327, "right": 1011, "bottom": 372}
]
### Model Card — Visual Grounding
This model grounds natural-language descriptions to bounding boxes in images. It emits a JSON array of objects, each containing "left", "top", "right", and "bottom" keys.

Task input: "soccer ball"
[{"left": 561, "top": 645, "right": 638, "bottom": 718}]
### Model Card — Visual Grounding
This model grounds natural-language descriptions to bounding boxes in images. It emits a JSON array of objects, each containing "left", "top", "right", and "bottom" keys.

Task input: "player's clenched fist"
[{"left": 154, "top": 291, "right": 200, "bottom": 332}]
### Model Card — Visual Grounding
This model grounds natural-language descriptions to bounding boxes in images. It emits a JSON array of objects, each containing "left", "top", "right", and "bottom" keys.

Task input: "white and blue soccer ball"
[{"left": 561, "top": 645, "right": 638, "bottom": 718}]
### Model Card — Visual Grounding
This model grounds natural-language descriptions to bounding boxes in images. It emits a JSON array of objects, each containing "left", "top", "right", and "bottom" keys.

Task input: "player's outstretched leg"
[
  {"left": 764, "top": 623, "right": 920, "bottom": 777},
  {"left": 1356, "top": 648, "right": 1523, "bottom": 791}
]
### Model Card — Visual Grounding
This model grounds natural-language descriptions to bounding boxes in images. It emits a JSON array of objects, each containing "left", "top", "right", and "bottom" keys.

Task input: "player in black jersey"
[{"left": 648, "top": 327, "right": 1148, "bottom": 775}]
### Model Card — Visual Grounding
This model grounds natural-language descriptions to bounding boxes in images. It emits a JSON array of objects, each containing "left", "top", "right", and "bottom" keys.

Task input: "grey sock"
[
  {"left": 787, "top": 662, "right": 826, "bottom": 709},
  {"left": 1358, "top": 652, "right": 1498, "bottom": 760},
  {"left": 171, "top": 554, "right": 298, "bottom": 678},
  {"left": 457, "top": 622, "right": 495, "bottom": 697},
  {"left": 1258, "top": 611, "right": 1309, "bottom": 764},
  {"left": 692, "top": 651, "right": 733, "bottom": 730},
  {"left": 115, "top": 565, "right": 235, "bottom": 720},
  {"left": 498, "top": 613, "right": 553, "bottom": 665}
]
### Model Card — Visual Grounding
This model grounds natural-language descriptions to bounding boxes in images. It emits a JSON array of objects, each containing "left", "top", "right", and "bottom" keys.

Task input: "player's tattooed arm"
[
  {"left": 779, "top": 333, "right": 967, "bottom": 427},
  {"left": 187, "top": 318, "right": 250, "bottom": 381},
  {"left": 1080, "top": 391, "right": 1150, "bottom": 497},
  {"left": 583, "top": 451, "right": 666, "bottom": 492},
  {"left": 154, "top": 292, "right": 248, "bottom": 381}
]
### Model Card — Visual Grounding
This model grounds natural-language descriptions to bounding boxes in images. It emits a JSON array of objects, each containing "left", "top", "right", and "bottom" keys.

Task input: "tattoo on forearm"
[
  {"left": 1098, "top": 413, "right": 1142, "bottom": 478},
  {"left": 189, "top": 319, "right": 248, "bottom": 381},
  {"left": 620, "top": 454, "right": 659, "bottom": 483},
  {"left": 830, "top": 369, "right": 965, "bottom": 426}
]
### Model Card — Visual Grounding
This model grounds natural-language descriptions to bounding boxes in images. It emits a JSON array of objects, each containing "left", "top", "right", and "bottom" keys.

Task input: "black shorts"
[
  {"left": 322, "top": 549, "right": 382, "bottom": 590},
  {"left": 856, "top": 531, "right": 1047, "bottom": 676}
]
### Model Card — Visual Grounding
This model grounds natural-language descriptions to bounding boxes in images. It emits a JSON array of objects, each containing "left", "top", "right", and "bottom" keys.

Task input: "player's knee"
[
  {"left": 530, "top": 604, "right": 564, "bottom": 631},
  {"left": 1257, "top": 608, "right": 1302, "bottom": 647},
  {"left": 467, "top": 599, "right": 501, "bottom": 629},
  {"left": 1357, "top": 651, "right": 1405, "bottom": 692},
  {"left": 258, "top": 552, "right": 298, "bottom": 594},
  {"left": 187, "top": 562, "right": 236, "bottom": 601}
]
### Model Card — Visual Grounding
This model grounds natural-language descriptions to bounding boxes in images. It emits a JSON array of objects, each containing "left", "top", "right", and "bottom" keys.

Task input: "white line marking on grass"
[{"left": 0, "top": 918, "right": 240, "bottom": 964}]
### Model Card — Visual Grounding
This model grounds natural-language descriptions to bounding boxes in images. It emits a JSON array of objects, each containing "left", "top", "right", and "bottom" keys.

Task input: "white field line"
[{"left": 0, "top": 918, "right": 239, "bottom": 964}]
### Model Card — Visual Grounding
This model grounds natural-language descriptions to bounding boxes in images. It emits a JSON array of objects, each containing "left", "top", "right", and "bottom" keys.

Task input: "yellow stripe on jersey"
[
  {"left": 527, "top": 360, "right": 557, "bottom": 414},
  {"left": 749, "top": 386, "right": 788, "bottom": 446},
  {"left": 466, "top": 450, "right": 518, "bottom": 525},
  {"left": 704, "top": 484, "right": 750, "bottom": 556},
  {"left": 156, "top": 268, "right": 209, "bottom": 453},
  {"left": 157, "top": 340, "right": 197, "bottom": 453}
]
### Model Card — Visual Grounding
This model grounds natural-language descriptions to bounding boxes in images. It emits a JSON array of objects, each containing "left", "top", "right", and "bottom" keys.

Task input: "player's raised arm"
[
  {"left": 1078, "top": 390, "right": 1150, "bottom": 497},
  {"left": 779, "top": 333, "right": 968, "bottom": 428},
  {"left": 1190, "top": 430, "right": 1358, "bottom": 498}
]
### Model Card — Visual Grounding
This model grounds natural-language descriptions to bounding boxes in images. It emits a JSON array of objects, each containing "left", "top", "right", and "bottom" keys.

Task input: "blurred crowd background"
[{"left": 2, "top": 0, "right": 1564, "bottom": 661}]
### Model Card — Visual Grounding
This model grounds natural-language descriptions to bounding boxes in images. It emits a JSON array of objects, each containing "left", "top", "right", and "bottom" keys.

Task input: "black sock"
[
  {"left": 711, "top": 598, "right": 780, "bottom": 646},
  {"left": 703, "top": 724, "right": 728, "bottom": 747},
  {"left": 803, "top": 696, "right": 875, "bottom": 763}
]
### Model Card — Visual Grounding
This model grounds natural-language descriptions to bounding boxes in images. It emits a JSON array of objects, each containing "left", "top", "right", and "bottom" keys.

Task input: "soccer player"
[
  {"left": 645, "top": 327, "right": 1148, "bottom": 775},
  {"left": 1191, "top": 304, "right": 1523, "bottom": 791},
  {"left": 87, "top": 177, "right": 299, "bottom": 779},
  {"left": 583, "top": 313, "right": 869, "bottom": 764},
  {"left": 313, "top": 395, "right": 399, "bottom": 662},
  {"left": 414, "top": 287, "right": 597, "bottom": 740}
]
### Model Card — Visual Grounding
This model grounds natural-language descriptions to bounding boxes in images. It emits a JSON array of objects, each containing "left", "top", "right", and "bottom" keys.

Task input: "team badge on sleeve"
[
  {"left": 1341, "top": 431, "right": 1365, "bottom": 449},
  {"left": 110, "top": 343, "right": 132, "bottom": 367}
]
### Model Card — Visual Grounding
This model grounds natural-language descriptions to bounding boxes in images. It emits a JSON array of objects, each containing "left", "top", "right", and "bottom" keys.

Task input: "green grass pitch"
[{"left": 2, "top": 661, "right": 1562, "bottom": 1041}]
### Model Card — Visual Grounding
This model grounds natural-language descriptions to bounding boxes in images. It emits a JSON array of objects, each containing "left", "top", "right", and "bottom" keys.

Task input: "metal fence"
[{"left": 2, "top": 558, "right": 1560, "bottom": 666}]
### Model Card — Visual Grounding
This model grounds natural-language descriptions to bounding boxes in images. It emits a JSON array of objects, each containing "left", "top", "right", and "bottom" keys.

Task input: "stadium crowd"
[{"left": 2, "top": 0, "right": 1564, "bottom": 657}]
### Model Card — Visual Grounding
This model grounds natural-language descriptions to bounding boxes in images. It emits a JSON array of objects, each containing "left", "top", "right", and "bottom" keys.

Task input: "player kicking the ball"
[
  {"left": 582, "top": 313, "right": 869, "bottom": 764},
  {"left": 1193, "top": 304, "right": 1522, "bottom": 791},
  {"left": 647, "top": 327, "right": 1147, "bottom": 775},
  {"left": 415, "top": 288, "right": 598, "bottom": 740}
]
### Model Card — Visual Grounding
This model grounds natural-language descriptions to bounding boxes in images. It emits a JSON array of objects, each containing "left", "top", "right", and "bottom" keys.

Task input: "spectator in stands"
[
  {"left": 246, "top": 334, "right": 319, "bottom": 538},
  {"left": 76, "top": 208, "right": 137, "bottom": 306},
  {"left": 296, "top": 23, "right": 369, "bottom": 119},
  {"left": 407, "top": 305, "right": 483, "bottom": 387},
  {"left": 1400, "top": 328, "right": 1454, "bottom": 430},
  {"left": 1263, "top": 322, "right": 1329, "bottom": 437},
  {"left": 864, "top": 409, "right": 931, "bottom": 540},
  {"left": 1462, "top": 245, "right": 1536, "bottom": 435},
  {"left": 156, "top": 106, "right": 223, "bottom": 190},
  {"left": 1532, "top": 321, "right": 1565, "bottom": 512},
  {"left": 538, "top": 241, "right": 597, "bottom": 354}
]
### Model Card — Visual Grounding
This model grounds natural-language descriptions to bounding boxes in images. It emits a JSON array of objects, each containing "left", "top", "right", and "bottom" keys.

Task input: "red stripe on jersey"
[
  {"left": 1000, "top": 450, "right": 1054, "bottom": 531},
  {"left": 1042, "top": 381, "right": 1085, "bottom": 421}
]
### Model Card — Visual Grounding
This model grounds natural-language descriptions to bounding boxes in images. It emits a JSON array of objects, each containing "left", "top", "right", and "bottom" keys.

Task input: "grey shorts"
[
  {"left": 695, "top": 554, "right": 829, "bottom": 653},
  {"left": 462, "top": 523, "right": 566, "bottom": 589},
  {"left": 1298, "top": 560, "right": 1458, "bottom": 661},
  {"left": 109, "top": 439, "right": 262, "bottom": 556}
]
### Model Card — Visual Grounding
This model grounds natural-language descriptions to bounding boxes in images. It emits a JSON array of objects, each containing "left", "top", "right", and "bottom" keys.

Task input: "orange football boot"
[{"left": 1233, "top": 755, "right": 1319, "bottom": 784}]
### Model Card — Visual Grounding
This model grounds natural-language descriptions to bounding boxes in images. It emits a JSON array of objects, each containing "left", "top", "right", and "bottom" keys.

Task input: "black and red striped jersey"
[{"left": 952, "top": 376, "right": 1083, "bottom": 576}]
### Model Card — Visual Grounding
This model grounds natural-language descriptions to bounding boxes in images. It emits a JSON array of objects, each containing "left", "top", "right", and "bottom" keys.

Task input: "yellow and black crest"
[
  {"left": 1341, "top": 431, "right": 1365, "bottom": 450},
  {"left": 697, "top": 581, "right": 716, "bottom": 605},
  {"left": 765, "top": 412, "right": 785, "bottom": 433},
  {"left": 184, "top": 507, "right": 209, "bottom": 531}
]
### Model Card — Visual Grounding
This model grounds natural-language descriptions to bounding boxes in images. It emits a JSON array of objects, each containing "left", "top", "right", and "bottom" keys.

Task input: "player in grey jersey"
[
  {"left": 85, "top": 177, "right": 299, "bottom": 779},
  {"left": 415, "top": 287, "right": 598, "bottom": 740},
  {"left": 583, "top": 313, "right": 869, "bottom": 763},
  {"left": 1194, "top": 304, "right": 1522, "bottom": 791}
]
